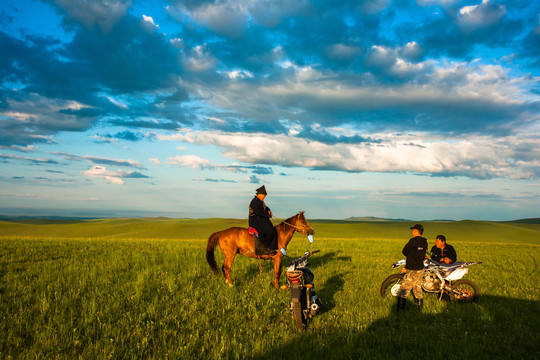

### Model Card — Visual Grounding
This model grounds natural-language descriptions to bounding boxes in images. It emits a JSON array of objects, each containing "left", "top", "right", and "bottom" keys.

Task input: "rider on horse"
[{"left": 249, "top": 185, "right": 278, "bottom": 255}]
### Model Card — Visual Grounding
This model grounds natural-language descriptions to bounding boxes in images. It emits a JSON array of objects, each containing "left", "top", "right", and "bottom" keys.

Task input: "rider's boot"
[{"left": 397, "top": 297, "right": 406, "bottom": 312}]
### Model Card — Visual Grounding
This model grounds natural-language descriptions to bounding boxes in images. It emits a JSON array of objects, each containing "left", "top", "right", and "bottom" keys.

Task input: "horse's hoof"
[{"left": 228, "top": 283, "right": 233, "bottom": 287}]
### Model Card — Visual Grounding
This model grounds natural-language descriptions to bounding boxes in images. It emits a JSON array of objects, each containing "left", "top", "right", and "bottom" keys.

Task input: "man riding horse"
[{"left": 248, "top": 185, "right": 278, "bottom": 255}]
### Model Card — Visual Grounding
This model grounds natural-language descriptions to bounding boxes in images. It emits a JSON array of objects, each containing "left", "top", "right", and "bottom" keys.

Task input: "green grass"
[{"left": 0, "top": 218, "right": 538, "bottom": 359}]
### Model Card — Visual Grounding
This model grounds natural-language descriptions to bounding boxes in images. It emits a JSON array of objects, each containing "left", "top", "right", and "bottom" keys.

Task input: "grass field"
[{"left": 0, "top": 217, "right": 539, "bottom": 359}]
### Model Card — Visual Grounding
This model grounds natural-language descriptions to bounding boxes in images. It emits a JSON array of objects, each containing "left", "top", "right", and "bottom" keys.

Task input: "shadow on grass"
[
  {"left": 310, "top": 251, "right": 352, "bottom": 269},
  {"left": 317, "top": 274, "right": 345, "bottom": 312},
  {"left": 238, "top": 251, "right": 350, "bottom": 286},
  {"left": 253, "top": 295, "right": 540, "bottom": 359}
]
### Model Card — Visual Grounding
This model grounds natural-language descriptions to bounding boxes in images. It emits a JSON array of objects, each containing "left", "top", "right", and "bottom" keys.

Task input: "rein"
[{"left": 273, "top": 214, "right": 309, "bottom": 236}]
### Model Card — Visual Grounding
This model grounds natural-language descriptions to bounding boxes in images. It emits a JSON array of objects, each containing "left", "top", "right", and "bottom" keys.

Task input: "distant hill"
[
  {"left": 1, "top": 214, "right": 538, "bottom": 224},
  {"left": 344, "top": 216, "right": 412, "bottom": 222},
  {"left": 503, "top": 218, "right": 540, "bottom": 224}
]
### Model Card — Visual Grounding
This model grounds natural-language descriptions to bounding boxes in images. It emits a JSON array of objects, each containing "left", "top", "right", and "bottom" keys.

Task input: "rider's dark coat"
[
  {"left": 402, "top": 236, "right": 428, "bottom": 270},
  {"left": 249, "top": 196, "right": 278, "bottom": 249},
  {"left": 430, "top": 243, "right": 457, "bottom": 263}
]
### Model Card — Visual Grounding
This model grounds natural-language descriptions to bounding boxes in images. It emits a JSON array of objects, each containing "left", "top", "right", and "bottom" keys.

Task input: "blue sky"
[{"left": 1, "top": 0, "right": 539, "bottom": 220}]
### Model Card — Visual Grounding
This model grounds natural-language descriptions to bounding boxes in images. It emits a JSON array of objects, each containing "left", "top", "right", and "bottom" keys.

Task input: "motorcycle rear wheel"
[
  {"left": 448, "top": 279, "right": 479, "bottom": 302},
  {"left": 380, "top": 273, "right": 404, "bottom": 298},
  {"left": 291, "top": 298, "right": 306, "bottom": 330}
]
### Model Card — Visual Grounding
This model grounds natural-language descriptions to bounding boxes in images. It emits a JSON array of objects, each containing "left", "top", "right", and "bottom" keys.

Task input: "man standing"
[
  {"left": 397, "top": 224, "right": 428, "bottom": 311},
  {"left": 430, "top": 235, "right": 457, "bottom": 264},
  {"left": 248, "top": 185, "right": 278, "bottom": 253}
]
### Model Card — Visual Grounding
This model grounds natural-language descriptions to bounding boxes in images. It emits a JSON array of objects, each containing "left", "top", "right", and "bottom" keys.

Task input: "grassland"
[{"left": 0, "top": 217, "right": 539, "bottom": 359}]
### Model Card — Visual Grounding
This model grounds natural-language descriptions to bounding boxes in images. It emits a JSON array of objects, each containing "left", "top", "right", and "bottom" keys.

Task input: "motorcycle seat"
[{"left": 437, "top": 261, "right": 466, "bottom": 268}]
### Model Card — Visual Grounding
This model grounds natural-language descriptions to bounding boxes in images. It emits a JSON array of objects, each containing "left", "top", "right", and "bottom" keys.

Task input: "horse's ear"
[{"left": 300, "top": 211, "right": 305, "bottom": 215}]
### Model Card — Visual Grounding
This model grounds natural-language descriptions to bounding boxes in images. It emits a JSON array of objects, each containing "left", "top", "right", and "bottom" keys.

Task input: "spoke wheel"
[
  {"left": 380, "top": 273, "right": 404, "bottom": 298},
  {"left": 448, "top": 279, "right": 479, "bottom": 303}
]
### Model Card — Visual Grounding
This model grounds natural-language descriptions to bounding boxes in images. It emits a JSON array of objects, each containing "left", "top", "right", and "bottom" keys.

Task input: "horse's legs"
[
  {"left": 258, "top": 258, "right": 263, "bottom": 276},
  {"left": 222, "top": 252, "right": 236, "bottom": 287},
  {"left": 271, "top": 256, "right": 283, "bottom": 289}
]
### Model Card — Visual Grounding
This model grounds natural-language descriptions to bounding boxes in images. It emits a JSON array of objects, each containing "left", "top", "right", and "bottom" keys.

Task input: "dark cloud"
[
  {"left": 111, "top": 130, "right": 143, "bottom": 142},
  {"left": 193, "top": 178, "right": 237, "bottom": 183},
  {"left": 109, "top": 119, "right": 182, "bottom": 130},
  {"left": 0, "top": 153, "right": 59, "bottom": 165},
  {"left": 249, "top": 175, "right": 260, "bottom": 184},
  {"left": 250, "top": 166, "right": 274, "bottom": 175},
  {"left": 1, "top": 0, "right": 539, "bottom": 159},
  {"left": 123, "top": 171, "right": 150, "bottom": 179},
  {"left": 296, "top": 127, "right": 383, "bottom": 145},
  {"left": 53, "top": 152, "right": 142, "bottom": 168},
  {"left": 0, "top": 8, "right": 189, "bottom": 148}
]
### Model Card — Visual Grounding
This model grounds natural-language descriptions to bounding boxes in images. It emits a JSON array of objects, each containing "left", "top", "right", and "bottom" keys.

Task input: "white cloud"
[
  {"left": 169, "top": 38, "right": 185, "bottom": 49},
  {"left": 166, "top": 155, "right": 211, "bottom": 169},
  {"left": 183, "top": 45, "right": 218, "bottom": 73},
  {"left": 142, "top": 14, "right": 158, "bottom": 30},
  {"left": 149, "top": 158, "right": 161, "bottom": 165},
  {"left": 157, "top": 130, "right": 540, "bottom": 179},
  {"left": 81, "top": 165, "right": 148, "bottom": 184},
  {"left": 458, "top": 0, "right": 506, "bottom": 30},
  {"left": 82, "top": 165, "right": 126, "bottom": 184}
]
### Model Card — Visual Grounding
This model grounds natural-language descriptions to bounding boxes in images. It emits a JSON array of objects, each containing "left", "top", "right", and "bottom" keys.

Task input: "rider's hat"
[
  {"left": 410, "top": 224, "right": 424, "bottom": 232},
  {"left": 256, "top": 185, "right": 267, "bottom": 195}
]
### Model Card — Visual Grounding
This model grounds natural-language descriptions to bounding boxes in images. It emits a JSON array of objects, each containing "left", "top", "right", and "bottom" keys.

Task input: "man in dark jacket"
[
  {"left": 430, "top": 235, "right": 457, "bottom": 264},
  {"left": 248, "top": 185, "right": 278, "bottom": 253},
  {"left": 397, "top": 224, "right": 428, "bottom": 311}
]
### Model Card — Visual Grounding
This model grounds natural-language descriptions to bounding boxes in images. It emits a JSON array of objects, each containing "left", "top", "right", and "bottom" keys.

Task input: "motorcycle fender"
[
  {"left": 391, "top": 259, "right": 406, "bottom": 269},
  {"left": 445, "top": 268, "right": 469, "bottom": 281}
]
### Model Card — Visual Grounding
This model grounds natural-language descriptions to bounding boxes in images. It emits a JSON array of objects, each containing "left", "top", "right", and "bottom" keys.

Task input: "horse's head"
[{"left": 294, "top": 211, "right": 315, "bottom": 236}]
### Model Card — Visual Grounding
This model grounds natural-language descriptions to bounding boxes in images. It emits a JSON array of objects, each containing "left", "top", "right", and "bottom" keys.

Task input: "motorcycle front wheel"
[
  {"left": 447, "top": 279, "right": 479, "bottom": 302},
  {"left": 380, "top": 273, "right": 404, "bottom": 298}
]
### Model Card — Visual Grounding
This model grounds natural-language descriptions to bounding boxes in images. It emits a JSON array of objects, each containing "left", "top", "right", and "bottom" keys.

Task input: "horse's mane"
[{"left": 275, "top": 212, "right": 303, "bottom": 232}]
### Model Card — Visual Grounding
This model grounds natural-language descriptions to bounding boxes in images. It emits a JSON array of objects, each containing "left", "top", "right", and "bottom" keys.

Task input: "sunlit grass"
[{"left": 0, "top": 219, "right": 538, "bottom": 359}]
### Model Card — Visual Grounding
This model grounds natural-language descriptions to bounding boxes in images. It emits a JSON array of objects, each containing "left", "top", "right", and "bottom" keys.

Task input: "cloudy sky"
[{"left": 1, "top": 0, "right": 539, "bottom": 220}]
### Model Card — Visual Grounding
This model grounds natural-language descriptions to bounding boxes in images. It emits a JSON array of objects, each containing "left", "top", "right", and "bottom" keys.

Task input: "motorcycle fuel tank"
[{"left": 297, "top": 267, "right": 314, "bottom": 284}]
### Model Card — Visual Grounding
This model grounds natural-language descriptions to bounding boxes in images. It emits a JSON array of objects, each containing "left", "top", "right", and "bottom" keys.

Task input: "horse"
[{"left": 206, "top": 211, "right": 315, "bottom": 288}]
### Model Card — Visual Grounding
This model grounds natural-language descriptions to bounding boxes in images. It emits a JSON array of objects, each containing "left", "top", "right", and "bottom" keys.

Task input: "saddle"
[{"left": 248, "top": 227, "right": 276, "bottom": 256}]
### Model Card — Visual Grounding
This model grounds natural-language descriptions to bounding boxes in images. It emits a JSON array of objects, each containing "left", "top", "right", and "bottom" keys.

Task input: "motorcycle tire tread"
[{"left": 291, "top": 299, "right": 305, "bottom": 330}]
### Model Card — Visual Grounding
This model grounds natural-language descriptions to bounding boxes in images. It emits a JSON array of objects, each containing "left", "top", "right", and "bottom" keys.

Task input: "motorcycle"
[
  {"left": 380, "top": 258, "right": 482, "bottom": 302},
  {"left": 281, "top": 249, "right": 322, "bottom": 330}
]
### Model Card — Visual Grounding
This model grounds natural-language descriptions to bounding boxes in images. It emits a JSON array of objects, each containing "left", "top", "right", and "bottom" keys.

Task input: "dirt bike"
[
  {"left": 281, "top": 249, "right": 322, "bottom": 330},
  {"left": 380, "top": 258, "right": 482, "bottom": 302}
]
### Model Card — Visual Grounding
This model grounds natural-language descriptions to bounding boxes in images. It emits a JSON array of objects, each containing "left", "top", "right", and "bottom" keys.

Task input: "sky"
[{"left": 0, "top": 0, "right": 539, "bottom": 221}]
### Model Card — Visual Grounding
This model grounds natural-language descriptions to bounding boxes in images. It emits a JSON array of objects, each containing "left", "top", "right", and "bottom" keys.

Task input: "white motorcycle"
[{"left": 380, "top": 258, "right": 482, "bottom": 302}]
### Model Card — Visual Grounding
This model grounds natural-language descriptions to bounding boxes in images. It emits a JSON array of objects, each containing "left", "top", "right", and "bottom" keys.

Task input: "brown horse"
[{"left": 206, "top": 211, "right": 315, "bottom": 288}]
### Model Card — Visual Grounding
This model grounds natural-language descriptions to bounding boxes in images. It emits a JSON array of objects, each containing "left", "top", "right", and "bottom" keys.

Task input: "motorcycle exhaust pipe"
[{"left": 310, "top": 302, "right": 319, "bottom": 316}]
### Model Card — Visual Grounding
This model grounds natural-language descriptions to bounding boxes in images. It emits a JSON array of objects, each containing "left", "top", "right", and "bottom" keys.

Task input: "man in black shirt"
[
  {"left": 430, "top": 235, "right": 457, "bottom": 264},
  {"left": 398, "top": 224, "right": 428, "bottom": 311}
]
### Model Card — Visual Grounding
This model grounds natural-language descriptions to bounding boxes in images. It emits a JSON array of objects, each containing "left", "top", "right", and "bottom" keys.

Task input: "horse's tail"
[{"left": 206, "top": 231, "right": 221, "bottom": 276}]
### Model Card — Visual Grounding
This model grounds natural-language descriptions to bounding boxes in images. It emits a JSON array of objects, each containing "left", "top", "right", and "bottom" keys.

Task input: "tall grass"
[{"left": 0, "top": 219, "right": 538, "bottom": 359}]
